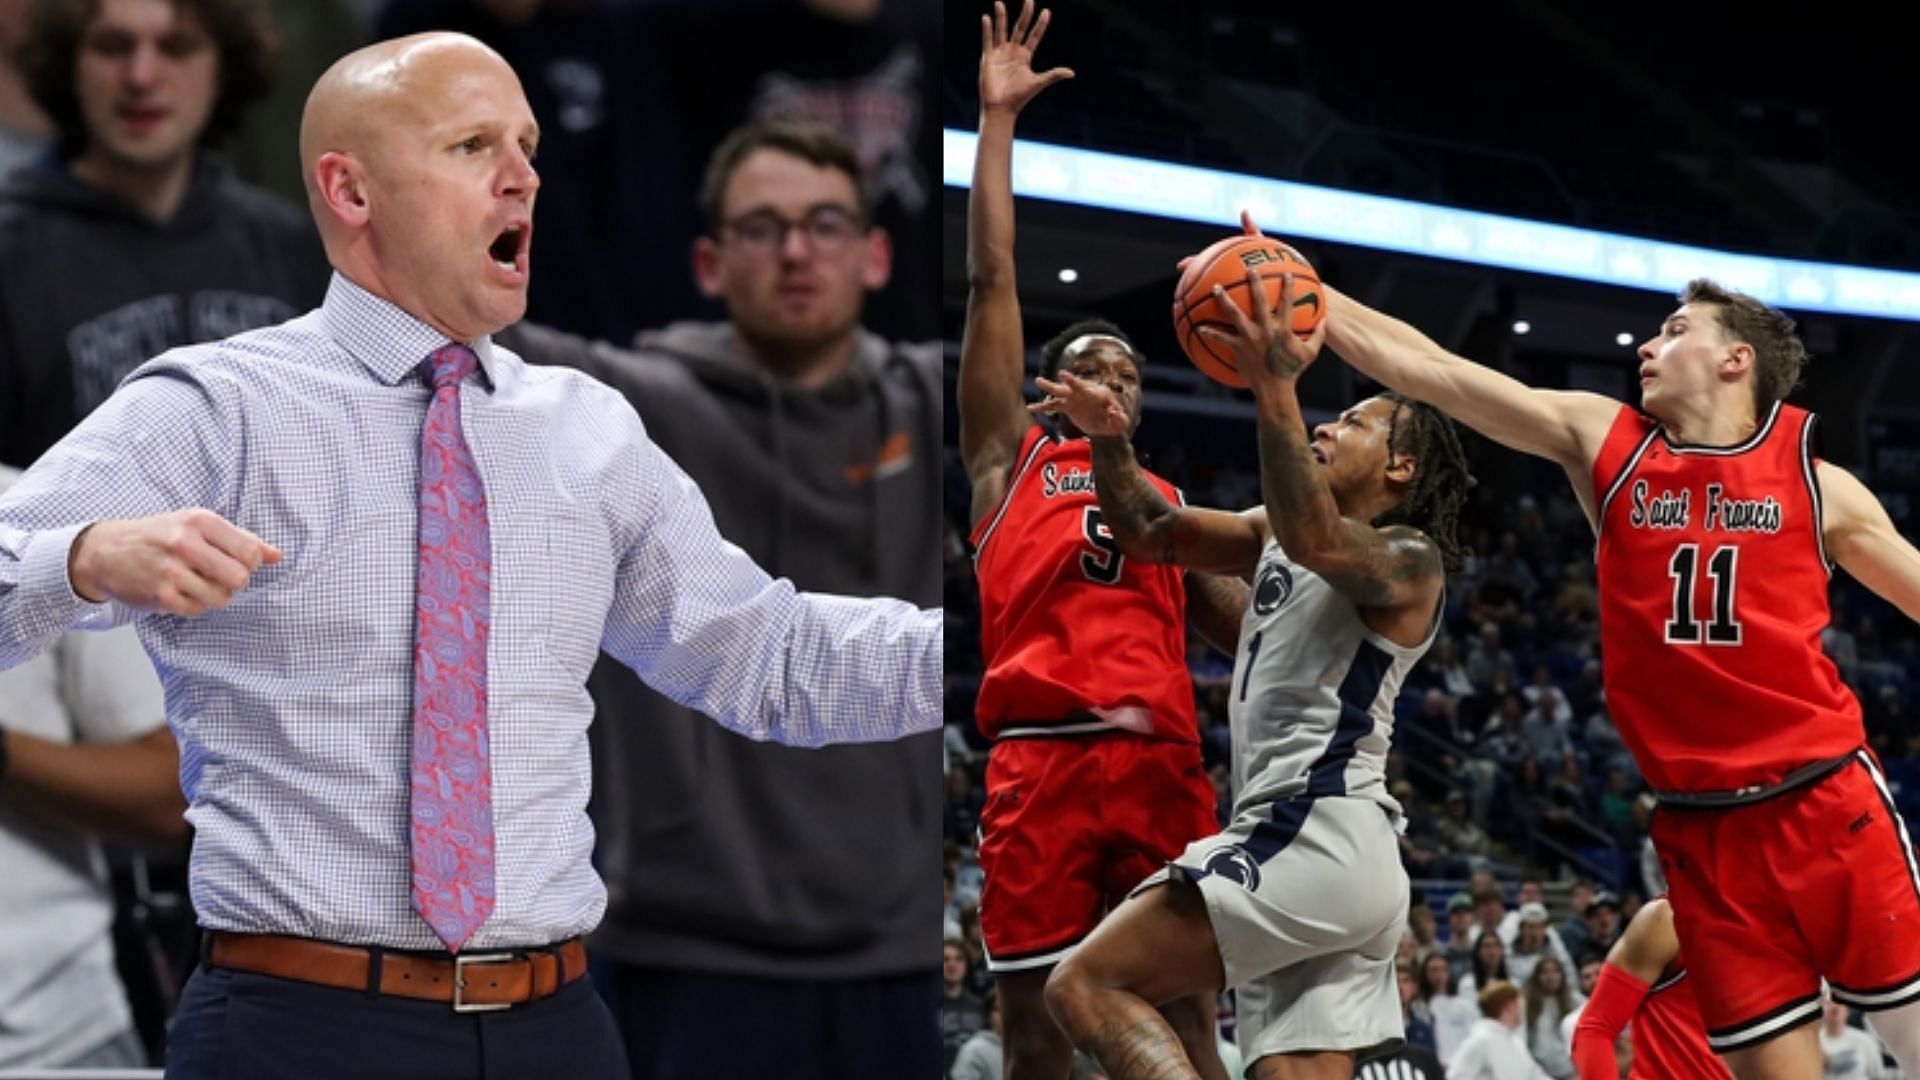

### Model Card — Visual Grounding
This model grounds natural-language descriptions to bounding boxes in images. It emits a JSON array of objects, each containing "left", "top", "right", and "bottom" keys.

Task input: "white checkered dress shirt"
[{"left": 0, "top": 274, "right": 941, "bottom": 951}]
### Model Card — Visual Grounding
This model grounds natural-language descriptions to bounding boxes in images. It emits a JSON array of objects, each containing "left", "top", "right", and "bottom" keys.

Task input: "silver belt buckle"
[{"left": 452, "top": 952, "right": 517, "bottom": 1013}]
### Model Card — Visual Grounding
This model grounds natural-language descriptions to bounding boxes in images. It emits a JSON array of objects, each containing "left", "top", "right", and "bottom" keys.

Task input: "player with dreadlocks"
[{"left": 1031, "top": 258, "right": 1474, "bottom": 1080}]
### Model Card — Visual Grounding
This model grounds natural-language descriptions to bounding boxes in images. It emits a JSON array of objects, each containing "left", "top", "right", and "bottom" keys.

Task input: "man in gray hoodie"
[
  {"left": 497, "top": 116, "right": 941, "bottom": 1079},
  {"left": 0, "top": 0, "right": 328, "bottom": 466}
]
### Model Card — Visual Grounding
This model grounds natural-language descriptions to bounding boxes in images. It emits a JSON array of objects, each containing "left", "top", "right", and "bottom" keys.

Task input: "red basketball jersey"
[
  {"left": 1592, "top": 402, "right": 1862, "bottom": 794},
  {"left": 1631, "top": 957, "right": 1733, "bottom": 1080},
  {"left": 970, "top": 423, "right": 1197, "bottom": 743}
]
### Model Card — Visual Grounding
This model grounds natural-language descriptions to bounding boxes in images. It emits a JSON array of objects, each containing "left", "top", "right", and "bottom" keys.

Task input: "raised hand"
[
  {"left": 1030, "top": 371, "right": 1129, "bottom": 436},
  {"left": 1177, "top": 209, "right": 1267, "bottom": 275},
  {"left": 980, "top": 0, "right": 1074, "bottom": 115},
  {"left": 69, "top": 508, "right": 283, "bottom": 616},
  {"left": 1197, "top": 268, "right": 1328, "bottom": 389}
]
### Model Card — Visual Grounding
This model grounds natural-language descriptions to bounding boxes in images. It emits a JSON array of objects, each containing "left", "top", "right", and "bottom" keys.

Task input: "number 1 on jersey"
[
  {"left": 1665, "top": 543, "right": 1742, "bottom": 645},
  {"left": 1239, "top": 630, "right": 1264, "bottom": 702}
]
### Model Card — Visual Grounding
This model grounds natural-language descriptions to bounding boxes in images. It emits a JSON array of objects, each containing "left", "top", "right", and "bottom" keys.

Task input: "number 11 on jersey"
[{"left": 1666, "top": 542, "right": 1743, "bottom": 645}]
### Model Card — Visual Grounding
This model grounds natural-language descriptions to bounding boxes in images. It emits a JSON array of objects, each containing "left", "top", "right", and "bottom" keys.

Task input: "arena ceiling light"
[
  {"left": 1513, "top": 320, "right": 1531, "bottom": 335},
  {"left": 944, "top": 128, "right": 1920, "bottom": 323},
  {"left": 1616, "top": 332, "right": 1636, "bottom": 346},
  {"left": 1058, "top": 268, "right": 1080, "bottom": 283}
]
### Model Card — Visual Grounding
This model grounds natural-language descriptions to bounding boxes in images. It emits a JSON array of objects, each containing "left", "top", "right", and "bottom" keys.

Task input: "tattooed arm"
[
  {"left": 1185, "top": 570, "right": 1249, "bottom": 655},
  {"left": 1203, "top": 267, "right": 1445, "bottom": 619},
  {"left": 1080, "top": 431, "right": 1267, "bottom": 576}
]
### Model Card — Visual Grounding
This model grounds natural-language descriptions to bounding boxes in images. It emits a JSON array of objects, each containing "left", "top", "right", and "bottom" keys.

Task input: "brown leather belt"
[{"left": 207, "top": 931, "right": 587, "bottom": 1012}]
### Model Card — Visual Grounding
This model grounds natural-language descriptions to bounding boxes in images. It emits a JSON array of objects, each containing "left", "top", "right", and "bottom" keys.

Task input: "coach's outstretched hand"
[
  {"left": 69, "top": 508, "right": 282, "bottom": 616},
  {"left": 1031, "top": 371, "right": 1129, "bottom": 436},
  {"left": 980, "top": 0, "right": 1073, "bottom": 115}
]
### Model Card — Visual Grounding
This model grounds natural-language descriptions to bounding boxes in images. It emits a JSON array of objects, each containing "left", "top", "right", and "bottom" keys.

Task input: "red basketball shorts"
[
  {"left": 1651, "top": 749, "right": 1920, "bottom": 1054},
  {"left": 975, "top": 732, "right": 1217, "bottom": 973}
]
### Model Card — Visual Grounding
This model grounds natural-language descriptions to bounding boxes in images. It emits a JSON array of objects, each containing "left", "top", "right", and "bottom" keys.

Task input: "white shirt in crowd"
[
  {"left": 1821, "top": 1023, "right": 1891, "bottom": 1080},
  {"left": 1447, "top": 1018, "right": 1552, "bottom": 1080}
]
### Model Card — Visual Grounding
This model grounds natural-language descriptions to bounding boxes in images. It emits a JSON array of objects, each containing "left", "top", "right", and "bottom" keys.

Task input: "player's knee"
[
  {"left": 1042, "top": 958, "right": 1092, "bottom": 1034},
  {"left": 1006, "top": 980, "right": 1077, "bottom": 1060}
]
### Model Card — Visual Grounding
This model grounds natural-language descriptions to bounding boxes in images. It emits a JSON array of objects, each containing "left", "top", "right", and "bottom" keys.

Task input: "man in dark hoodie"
[
  {"left": 0, "top": 0, "right": 329, "bottom": 466},
  {"left": 496, "top": 116, "right": 941, "bottom": 1079}
]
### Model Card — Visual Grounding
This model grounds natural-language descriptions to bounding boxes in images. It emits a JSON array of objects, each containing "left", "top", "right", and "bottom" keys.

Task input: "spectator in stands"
[
  {"left": 1579, "top": 892, "right": 1623, "bottom": 959},
  {"left": 1448, "top": 981, "right": 1551, "bottom": 1079},
  {"left": 1559, "top": 876, "right": 1589, "bottom": 933},
  {"left": 1458, "top": 929, "right": 1512, "bottom": 1000},
  {"left": 1520, "top": 684, "right": 1574, "bottom": 769},
  {"left": 1504, "top": 759, "right": 1554, "bottom": 853},
  {"left": 943, "top": 937, "right": 986, "bottom": 1073},
  {"left": 1441, "top": 893, "right": 1476, "bottom": 971},
  {"left": 1421, "top": 690, "right": 1500, "bottom": 824},
  {"left": 1466, "top": 622, "right": 1514, "bottom": 694},
  {"left": 1574, "top": 955, "right": 1602, "bottom": 1000},
  {"left": 1419, "top": 950, "right": 1481, "bottom": 1067},
  {"left": 1565, "top": 659, "right": 1606, "bottom": 729},
  {"left": 1409, "top": 899, "right": 1442, "bottom": 956},
  {"left": 943, "top": 867, "right": 963, "bottom": 942},
  {"left": 1487, "top": 532, "right": 1540, "bottom": 600},
  {"left": 1399, "top": 929, "right": 1423, "bottom": 970},
  {"left": 0, "top": 465, "right": 183, "bottom": 1071},
  {"left": 1523, "top": 956, "right": 1581, "bottom": 1078},
  {"left": 499, "top": 116, "right": 943, "bottom": 1078},
  {"left": 956, "top": 903, "right": 991, "bottom": 997},
  {"left": 1537, "top": 755, "right": 1596, "bottom": 865},
  {"left": 950, "top": 985, "right": 1004, "bottom": 1080},
  {"left": 1504, "top": 902, "right": 1574, "bottom": 989},
  {"left": 0, "top": 0, "right": 51, "bottom": 176},
  {"left": 1436, "top": 789, "right": 1494, "bottom": 864},
  {"left": 1820, "top": 992, "right": 1892, "bottom": 1080},
  {"left": 1415, "top": 686, "right": 1472, "bottom": 751},
  {"left": 1521, "top": 665, "right": 1571, "bottom": 724},
  {"left": 1425, "top": 637, "right": 1479, "bottom": 699},
  {"left": 1496, "top": 879, "right": 1548, "bottom": 942},
  {"left": 1582, "top": 703, "right": 1629, "bottom": 772},
  {"left": 1598, "top": 765, "right": 1637, "bottom": 841},
  {"left": 650, "top": 0, "right": 940, "bottom": 342},
  {"left": 1400, "top": 959, "right": 1439, "bottom": 1053},
  {"left": 2, "top": 0, "right": 329, "bottom": 466},
  {"left": 947, "top": 762, "right": 983, "bottom": 840}
]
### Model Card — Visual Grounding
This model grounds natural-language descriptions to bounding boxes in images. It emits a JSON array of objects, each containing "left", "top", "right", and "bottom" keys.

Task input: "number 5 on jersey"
[{"left": 1080, "top": 507, "right": 1124, "bottom": 584}]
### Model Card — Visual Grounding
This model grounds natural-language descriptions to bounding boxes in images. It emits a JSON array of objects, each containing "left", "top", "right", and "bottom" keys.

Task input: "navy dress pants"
[{"left": 165, "top": 963, "right": 629, "bottom": 1079}]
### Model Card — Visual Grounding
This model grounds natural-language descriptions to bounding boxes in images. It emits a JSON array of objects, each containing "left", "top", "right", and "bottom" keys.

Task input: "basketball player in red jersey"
[
  {"left": 1274, "top": 209, "right": 1920, "bottom": 1078},
  {"left": 960, "top": 5, "right": 1241, "bottom": 1078},
  {"left": 1572, "top": 898, "right": 1732, "bottom": 1080}
]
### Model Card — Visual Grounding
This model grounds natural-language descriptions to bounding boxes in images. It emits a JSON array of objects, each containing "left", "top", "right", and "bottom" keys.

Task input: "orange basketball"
[{"left": 1172, "top": 235, "right": 1325, "bottom": 387}]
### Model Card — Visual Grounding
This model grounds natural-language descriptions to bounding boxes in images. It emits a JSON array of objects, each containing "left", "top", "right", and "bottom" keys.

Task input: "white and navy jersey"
[{"left": 1226, "top": 539, "right": 1437, "bottom": 817}]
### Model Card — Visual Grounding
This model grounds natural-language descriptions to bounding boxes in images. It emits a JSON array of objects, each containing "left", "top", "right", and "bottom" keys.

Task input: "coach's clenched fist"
[{"left": 67, "top": 508, "right": 283, "bottom": 616}]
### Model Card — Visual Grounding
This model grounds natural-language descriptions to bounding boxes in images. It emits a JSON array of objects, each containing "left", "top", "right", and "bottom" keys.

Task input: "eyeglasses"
[{"left": 719, "top": 206, "right": 866, "bottom": 253}]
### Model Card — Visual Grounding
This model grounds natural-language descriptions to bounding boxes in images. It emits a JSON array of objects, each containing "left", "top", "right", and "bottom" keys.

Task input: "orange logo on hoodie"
[{"left": 843, "top": 431, "right": 913, "bottom": 485}]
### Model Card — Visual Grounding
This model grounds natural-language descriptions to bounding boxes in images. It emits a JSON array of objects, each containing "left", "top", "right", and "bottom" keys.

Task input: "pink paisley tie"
[{"left": 409, "top": 343, "right": 495, "bottom": 952}]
